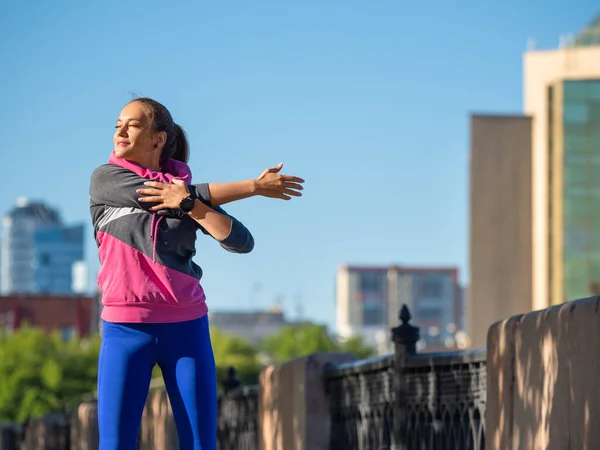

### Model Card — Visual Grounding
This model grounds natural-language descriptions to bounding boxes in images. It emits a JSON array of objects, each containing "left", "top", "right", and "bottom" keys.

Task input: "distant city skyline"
[
  {"left": 1, "top": 2, "right": 598, "bottom": 329},
  {"left": 0, "top": 198, "right": 86, "bottom": 296}
]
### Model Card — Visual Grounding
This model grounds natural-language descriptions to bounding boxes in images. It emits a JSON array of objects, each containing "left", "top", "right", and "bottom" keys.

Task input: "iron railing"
[
  {"left": 325, "top": 305, "right": 486, "bottom": 450},
  {"left": 403, "top": 349, "right": 486, "bottom": 450},
  {"left": 325, "top": 354, "right": 395, "bottom": 450}
]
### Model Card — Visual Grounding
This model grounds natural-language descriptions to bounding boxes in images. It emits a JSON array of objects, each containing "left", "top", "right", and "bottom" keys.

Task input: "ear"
[{"left": 154, "top": 131, "right": 167, "bottom": 150}]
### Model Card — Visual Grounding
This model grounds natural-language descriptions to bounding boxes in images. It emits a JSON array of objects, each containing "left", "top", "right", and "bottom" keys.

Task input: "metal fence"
[
  {"left": 325, "top": 355, "right": 395, "bottom": 450},
  {"left": 402, "top": 350, "right": 486, "bottom": 450},
  {"left": 325, "top": 305, "right": 486, "bottom": 450}
]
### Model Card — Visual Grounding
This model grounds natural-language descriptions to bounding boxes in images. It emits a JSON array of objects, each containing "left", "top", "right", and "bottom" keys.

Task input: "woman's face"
[{"left": 113, "top": 102, "right": 158, "bottom": 159}]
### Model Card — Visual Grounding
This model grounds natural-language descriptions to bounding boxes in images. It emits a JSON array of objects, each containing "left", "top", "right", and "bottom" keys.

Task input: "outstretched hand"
[{"left": 255, "top": 163, "right": 304, "bottom": 200}]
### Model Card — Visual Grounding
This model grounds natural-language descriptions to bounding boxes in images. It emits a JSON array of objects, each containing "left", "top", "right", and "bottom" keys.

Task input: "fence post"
[{"left": 390, "top": 304, "right": 420, "bottom": 450}]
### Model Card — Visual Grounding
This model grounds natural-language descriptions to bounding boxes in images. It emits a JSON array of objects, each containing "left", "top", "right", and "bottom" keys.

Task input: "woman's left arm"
[
  {"left": 190, "top": 162, "right": 304, "bottom": 207},
  {"left": 137, "top": 179, "right": 254, "bottom": 254}
]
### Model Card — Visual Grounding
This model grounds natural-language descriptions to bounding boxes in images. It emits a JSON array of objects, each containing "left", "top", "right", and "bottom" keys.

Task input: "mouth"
[{"left": 116, "top": 141, "right": 130, "bottom": 147}]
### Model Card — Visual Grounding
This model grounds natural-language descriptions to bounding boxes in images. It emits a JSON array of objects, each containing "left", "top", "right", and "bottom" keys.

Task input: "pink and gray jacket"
[{"left": 89, "top": 152, "right": 254, "bottom": 324}]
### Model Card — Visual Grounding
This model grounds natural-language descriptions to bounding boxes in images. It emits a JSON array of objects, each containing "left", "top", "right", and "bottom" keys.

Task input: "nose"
[{"left": 117, "top": 124, "right": 128, "bottom": 137}]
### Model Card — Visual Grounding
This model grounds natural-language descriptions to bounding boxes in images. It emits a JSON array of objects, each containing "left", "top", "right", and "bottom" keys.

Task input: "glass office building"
[
  {"left": 555, "top": 80, "right": 600, "bottom": 301},
  {"left": 0, "top": 199, "right": 85, "bottom": 295}
]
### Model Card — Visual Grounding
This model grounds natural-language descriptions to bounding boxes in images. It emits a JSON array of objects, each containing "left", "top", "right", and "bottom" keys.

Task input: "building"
[
  {"left": 336, "top": 265, "right": 465, "bottom": 353},
  {"left": 208, "top": 306, "right": 292, "bottom": 345},
  {"left": 469, "top": 14, "right": 600, "bottom": 347},
  {"left": 0, "top": 198, "right": 86, "bottom": 296},
  {"left": 0, "top": 295, "right": 95, "bottom": 339}
]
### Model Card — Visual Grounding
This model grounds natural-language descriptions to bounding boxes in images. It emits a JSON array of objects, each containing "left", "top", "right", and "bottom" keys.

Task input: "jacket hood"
[{"left": 108, "top": 151, "right": 193, "bottom": 183}]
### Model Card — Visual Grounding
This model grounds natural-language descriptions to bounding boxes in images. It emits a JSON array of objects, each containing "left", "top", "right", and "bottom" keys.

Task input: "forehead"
[{"left": 117, "top": 102, "right": 149, "bottom": 122}]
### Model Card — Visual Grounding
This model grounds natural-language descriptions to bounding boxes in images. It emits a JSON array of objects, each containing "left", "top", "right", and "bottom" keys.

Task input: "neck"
[{"left": 126, "top": 152, "right": 161, "bottom": 171}]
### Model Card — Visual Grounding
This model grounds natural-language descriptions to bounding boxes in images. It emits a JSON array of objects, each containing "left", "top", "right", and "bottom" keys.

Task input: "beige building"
[
  {"left": 470, "top": 15, "right": 600, "bottom": 347},
  {"left": 336, "top": 265, "right": 464, "bottom": 353}
]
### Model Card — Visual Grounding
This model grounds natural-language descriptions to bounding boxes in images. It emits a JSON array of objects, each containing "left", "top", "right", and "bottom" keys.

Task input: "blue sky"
[{"left": 0, "top": 1, "right": 598, "bottom": 329}]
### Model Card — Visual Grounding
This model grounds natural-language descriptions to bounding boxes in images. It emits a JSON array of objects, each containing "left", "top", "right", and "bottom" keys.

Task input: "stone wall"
[{"left": 486, "top": 296, "right": 600, "bottom": 450}]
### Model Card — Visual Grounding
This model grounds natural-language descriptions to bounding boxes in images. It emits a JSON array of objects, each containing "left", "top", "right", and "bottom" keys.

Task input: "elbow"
[
  {"left": 223, "top": 233, "right": 254, "bottom": 254},
  {"left": 219, "top": 223, "right": 255, "bottom": 254},
  {"left": 239, "top": 234, "right": 255, "bottom": 254}
]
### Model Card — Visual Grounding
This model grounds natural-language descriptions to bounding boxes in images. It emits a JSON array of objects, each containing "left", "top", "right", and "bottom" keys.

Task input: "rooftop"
[
  {"left": 570, "top": 13, "right": 600, "bottom": 48},
  {"left": 5, "top": 199, "right": 62, "bottom": 225}
]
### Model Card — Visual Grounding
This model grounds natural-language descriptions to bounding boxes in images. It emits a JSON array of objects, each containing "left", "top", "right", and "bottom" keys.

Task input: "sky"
[{"left": 0, "top": 1, "right": 598, "bottom": 329}]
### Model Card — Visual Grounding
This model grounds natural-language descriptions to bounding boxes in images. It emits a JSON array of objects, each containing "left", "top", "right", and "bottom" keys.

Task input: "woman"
[{"left": 89, "top": 97, "right": 304, "bottom": 450}]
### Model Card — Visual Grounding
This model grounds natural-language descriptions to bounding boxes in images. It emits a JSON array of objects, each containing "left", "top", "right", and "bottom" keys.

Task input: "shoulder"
[
  {"left": 91, "top": 164, "right": 125, "bottom": 179},
  {"left": 90, "top": 164, "right": 137, "bottom": 200},
  {"left": 90, "top": 164, "right": 138, "bottom": 185}
]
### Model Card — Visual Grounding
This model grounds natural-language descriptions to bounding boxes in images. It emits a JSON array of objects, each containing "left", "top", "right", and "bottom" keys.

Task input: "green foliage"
[
  {"left": 0, "top": 325, "right": 100, "bottom": 423},
  {"left": 0, "top": 321, "right": 373, "bottom": 423},
  {"left": 211, "top": 327, "right": 262, "bottom": 387},
  {"left": 150, "top": 327, "right": 262, "bottom": 389},
  {"left": 339, "top": 335, "right": 378, "bottom": 359},
  {"left": 260, "top": 323, "right": 376, "bottom": 364}
]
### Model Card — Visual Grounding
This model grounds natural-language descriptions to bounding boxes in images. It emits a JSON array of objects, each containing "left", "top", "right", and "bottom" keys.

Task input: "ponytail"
[{"left": 171, "top": 123, "right": 189, "bottom": 163}]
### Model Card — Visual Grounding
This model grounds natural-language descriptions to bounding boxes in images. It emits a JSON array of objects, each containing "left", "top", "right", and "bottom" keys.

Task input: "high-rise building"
[
  {"left": 469, "top": 14, "right": 600, "bottom": 347},
  {"left": 0, "top": 198, "right": 85, "bottom": 295},
  {"left": 336, "top": 265, "right": 465, "bottom": 353}
]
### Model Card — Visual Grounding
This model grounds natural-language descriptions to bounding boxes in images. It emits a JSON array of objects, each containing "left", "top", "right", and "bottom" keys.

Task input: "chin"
[{"left": 114, "top": 147, "right": 131, "bottom": 158}]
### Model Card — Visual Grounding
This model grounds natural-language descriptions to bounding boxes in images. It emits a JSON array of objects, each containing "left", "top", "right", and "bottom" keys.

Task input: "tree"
[
  {"left": 0, "top": 325, "right": 100, "bottom": 423},
  {"left": 260, "top": 323, "right": 376, "bottom": 364},
  {"left": 338, "top": 335, "right": 377, "bottom": 359},
  {"left": 210, "top": 327, "right": 262, "bottom": 387}
]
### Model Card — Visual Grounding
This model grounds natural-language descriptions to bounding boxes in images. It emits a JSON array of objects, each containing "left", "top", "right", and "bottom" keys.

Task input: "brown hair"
[{"left": 130, "top": 97, "right": 189, "bottom": 166}]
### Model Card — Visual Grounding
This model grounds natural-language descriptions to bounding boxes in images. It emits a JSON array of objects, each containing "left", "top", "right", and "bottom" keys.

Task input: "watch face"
[{"left": 181, "top": 196, "right": 195, "bottom": 212}]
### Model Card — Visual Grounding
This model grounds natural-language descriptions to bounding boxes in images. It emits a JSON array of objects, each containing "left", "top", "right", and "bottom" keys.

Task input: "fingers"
[
  {"left": 284, "top": 182, "right": 303, "bottom": 191},
  {"left": 138, "top": 196, "right": 163, "bottom": 203},
  {"left": 136, "top": 188, "right": 163, "bottom": 196},
  {"left": 282, "top": 175, "right": 305, "bottom": 183},
  {"left": 267, "top": 163, "right": 283, "bottom": 173},
  {"left": 282, "top": 188, "right": 302, "bottom": 197},
  {"left": 143, "top": 181, "right": 166, "bottom": 189}
]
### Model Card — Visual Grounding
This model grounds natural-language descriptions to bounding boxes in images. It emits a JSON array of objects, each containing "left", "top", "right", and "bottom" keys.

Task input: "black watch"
[{"left": 179, "top": 195, "right": 195, "bottom": 213}]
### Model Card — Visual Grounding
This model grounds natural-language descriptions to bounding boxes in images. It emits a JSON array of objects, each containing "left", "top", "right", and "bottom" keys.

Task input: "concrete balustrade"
[
  {"left": 486, "top": 296, "right": 600, "bottom": 450},
  {"left": 258, "top": 353, "right": 358, "bottom": 450}
]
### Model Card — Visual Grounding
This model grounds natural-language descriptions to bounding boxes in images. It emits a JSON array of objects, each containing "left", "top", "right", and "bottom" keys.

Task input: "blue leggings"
[{"left": 97, "top": 315, "right": 217, "bottom": 450}]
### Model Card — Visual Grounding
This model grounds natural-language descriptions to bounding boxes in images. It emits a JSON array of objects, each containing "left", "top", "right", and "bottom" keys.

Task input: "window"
[
  {"left": 421, "top": 279, "right": 442, "bottom": 297},
  {"left": 363, "top": 307, "right": 383, "bottom": 326},
  {"left": 357, "top": 271, "right": 386, "bottom": 326},
  {"left": 359, "top": 271, "right": 384, "bottom": 292},
  {"left": 564, "top": 197, "right": 587, "bottom": 217},
  {"left": 564, "top": 80, "right": 590, "bottom": 100},
  {"left": 564, "top": 164, "right": 587, "bottom": 186},
  {"left": 417, "top": 307, "right": 441, "bottom": 320},
  {"left": 564, "top": 103, "right": 589, "bottom": 124}
]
